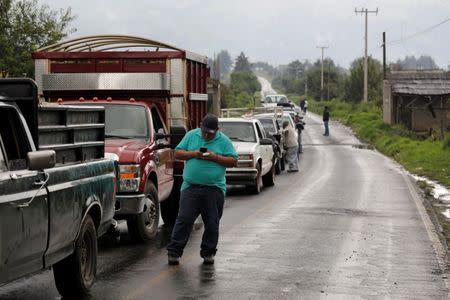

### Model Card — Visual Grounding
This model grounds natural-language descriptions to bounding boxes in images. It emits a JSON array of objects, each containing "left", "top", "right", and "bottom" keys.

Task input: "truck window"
[
  {"left": 151, "top": 107, "right": 166, "bottom": 134},
  {"left": 0, "top": 107, "right": 31, "bottom": 170},
  {"left": 104, "top": 104, "right": 149, "bottom": 139}
]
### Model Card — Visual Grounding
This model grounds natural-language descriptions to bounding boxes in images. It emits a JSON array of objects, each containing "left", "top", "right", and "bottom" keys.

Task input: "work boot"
[
  {"left": 203, "top": 255, "right": 215, "bottom": 265},
  {"left": 168, "top": 255, "right": 180, "bottom": 265}
]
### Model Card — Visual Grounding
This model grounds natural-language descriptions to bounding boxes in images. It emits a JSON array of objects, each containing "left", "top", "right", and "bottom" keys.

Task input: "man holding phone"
[{"left": 167, "top": 114, "right": 238, "bottom": 265}]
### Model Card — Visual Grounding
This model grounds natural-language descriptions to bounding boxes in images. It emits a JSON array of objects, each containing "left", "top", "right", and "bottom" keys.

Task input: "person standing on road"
[
  {"left": 282, "top": 121, "right": 299, "bottom": 172},
  {"left": 300, "top": 99, "right": 306, "bottom": 112},
  {"left": 167, "top": 114, "right": 238, "bottom": 266},
  {"left": 294, "top": 114, "right": 304, "bottom": 155},
  {"left": 323, "top": 106, "right": 330, "bottom": 136},
  {"left": 303, "top": 99, "right": 308, "bottom": 114}
]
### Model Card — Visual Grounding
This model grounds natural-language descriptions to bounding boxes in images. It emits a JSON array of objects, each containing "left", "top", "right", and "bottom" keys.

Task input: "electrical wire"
[{"left": 387, "top": 17, "right": 450, "bottom": 45}]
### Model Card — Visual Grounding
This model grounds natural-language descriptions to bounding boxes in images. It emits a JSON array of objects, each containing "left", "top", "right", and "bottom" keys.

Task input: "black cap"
[{"left": 201, "top": 114, "right": 218, "bottom": 134}]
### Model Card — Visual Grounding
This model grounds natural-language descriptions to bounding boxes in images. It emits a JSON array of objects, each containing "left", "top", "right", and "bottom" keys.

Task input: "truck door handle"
[{"left": 14, "top": 172, "right": 50, "bottom": 209}]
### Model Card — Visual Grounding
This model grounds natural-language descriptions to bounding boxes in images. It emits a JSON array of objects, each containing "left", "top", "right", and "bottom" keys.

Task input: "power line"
[{"left": 387, "top": 17, "right": 450, "bottom": 45}]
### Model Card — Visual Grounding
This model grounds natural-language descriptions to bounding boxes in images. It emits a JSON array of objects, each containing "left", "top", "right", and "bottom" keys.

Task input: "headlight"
[
  {"left": 237, "top": 154, "right": 254, "bottom": 168},
  {"left": 119, "top": 164, "right": 140, "bottom": 192}
]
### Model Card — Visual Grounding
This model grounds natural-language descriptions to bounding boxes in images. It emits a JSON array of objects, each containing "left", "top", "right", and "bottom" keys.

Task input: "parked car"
[
  {"left": 218, "top": 118, "right": 275, "bottom": 194},
  {"left": 262, "top": 94, "right": 288, "bottom": 107},
  {"left": 253, "top": 113, "right": 285, "bottom": 174}
]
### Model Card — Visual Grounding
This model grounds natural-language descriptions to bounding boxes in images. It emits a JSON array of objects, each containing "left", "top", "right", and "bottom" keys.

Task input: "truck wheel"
[
  {"left": 53, "top": 214, "right": 97, "bottom": 297},
  {"left": 127, "top": 182, "right": 159, "bottom": 242},
  {"left": 160, "top": 177, "right": 181, "bottom": 226},
  {"left": 263, "top": 163, "right": 275, "bottom": 187},
  {"left": 247, "top": 163, "right": 262, "bottom": 194}
]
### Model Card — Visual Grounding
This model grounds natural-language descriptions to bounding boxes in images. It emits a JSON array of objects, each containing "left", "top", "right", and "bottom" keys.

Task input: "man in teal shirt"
[{"left": 167, "top": 114, "right": 238, "bottom": 265}]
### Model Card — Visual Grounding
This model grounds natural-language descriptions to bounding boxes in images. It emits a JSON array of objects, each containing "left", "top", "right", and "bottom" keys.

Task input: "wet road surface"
[{"left": 1, "top": 113, "right": 449, "bottom": 299}]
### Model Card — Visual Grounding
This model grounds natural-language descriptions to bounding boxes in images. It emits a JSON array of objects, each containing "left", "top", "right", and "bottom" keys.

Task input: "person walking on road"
[
  {"left": 323, "top": 106, "right": 330, "bottom": 136},
  {"left": 167, "top": 114, "right": 238, "bottom": 265},
  {"left": 303, "top": 99, "right": 308, "bottom": 114},
  {"left": 282, "top": 121, "right": 299, "bottom": 172}
]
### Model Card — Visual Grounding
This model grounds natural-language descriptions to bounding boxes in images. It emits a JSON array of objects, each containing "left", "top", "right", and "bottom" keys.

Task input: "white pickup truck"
[{"left": 218, "top": 118, "right": 276, "bottom": 194}]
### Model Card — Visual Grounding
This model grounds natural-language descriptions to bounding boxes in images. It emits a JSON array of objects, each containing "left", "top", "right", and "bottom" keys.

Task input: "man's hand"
[{"left": 201, "top": 151, "right": 237, "bottom": 167}]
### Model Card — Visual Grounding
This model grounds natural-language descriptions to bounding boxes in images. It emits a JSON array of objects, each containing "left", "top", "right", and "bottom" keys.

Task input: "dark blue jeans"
[
  {"left": 324, "top": 121, "right": 329, "bottom": 136},
  {"left": 167, "top": 185, "right": 224, "bottom": 258}
]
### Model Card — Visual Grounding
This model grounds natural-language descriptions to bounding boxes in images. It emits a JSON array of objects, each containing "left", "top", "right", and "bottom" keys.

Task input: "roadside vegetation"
[{"left": 306, "top": 99, "right": 450, "bottom": 188}]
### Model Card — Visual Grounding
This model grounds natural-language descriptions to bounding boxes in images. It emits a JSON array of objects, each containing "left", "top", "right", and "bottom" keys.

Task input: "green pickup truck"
[{"left": 0, "top": 79, "right": 117, "bottom": 297}]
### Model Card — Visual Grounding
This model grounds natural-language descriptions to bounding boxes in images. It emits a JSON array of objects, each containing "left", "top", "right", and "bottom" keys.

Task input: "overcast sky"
[{"left": 39, "top": 0, "right": 450, "bottom": 69}]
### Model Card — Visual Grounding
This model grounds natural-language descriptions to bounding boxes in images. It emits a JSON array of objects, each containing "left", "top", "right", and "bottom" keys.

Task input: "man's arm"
[
  {"left": 202, "top": 152, "right": 237, "bottom": 167},
  {"left": 175, "top": 149, "right": 202, "bottom": 160}
]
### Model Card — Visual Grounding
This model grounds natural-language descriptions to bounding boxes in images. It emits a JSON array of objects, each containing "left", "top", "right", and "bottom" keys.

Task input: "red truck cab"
[{"left": 32, "top": 35, "right": 210, "bottom": 242}]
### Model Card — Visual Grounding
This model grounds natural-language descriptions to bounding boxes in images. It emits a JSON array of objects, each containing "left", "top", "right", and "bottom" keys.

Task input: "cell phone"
[{"left": 199, "top": 147, "right": 207, "bottom": 153}]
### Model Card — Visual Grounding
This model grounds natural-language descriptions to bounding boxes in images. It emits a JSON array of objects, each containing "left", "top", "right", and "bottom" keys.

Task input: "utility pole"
[
  {"left": 355, "top": 7, "right": 378, "bottom": 103},
  {"left": 382, "top": 31, "right": 386, "bottom": 79},
  {"left": 327, "top": 61, "right": 330, "bottom": 101},
  {"left": 317, "top": 45, "right": 329, "bottom": 101}
]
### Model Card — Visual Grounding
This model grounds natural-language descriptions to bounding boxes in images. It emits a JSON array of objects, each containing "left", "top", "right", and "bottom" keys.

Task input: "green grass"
[{"left": 309, "top": 100, "right": 450, "bottom": 188}]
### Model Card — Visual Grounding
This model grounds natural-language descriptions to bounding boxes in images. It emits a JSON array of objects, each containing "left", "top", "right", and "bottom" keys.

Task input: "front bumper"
[
  {"left": 115, "top": 194, "right": 146, "bottom": 216},
  {"left": 226, "top": 168, "right": 258, "bottom": 185}
]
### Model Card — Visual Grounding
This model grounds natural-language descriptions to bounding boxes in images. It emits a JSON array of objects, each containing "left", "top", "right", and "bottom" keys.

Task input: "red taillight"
[
  {"left": 93, "top": 97, "right": 98, "bottom": 102},
  {"left": 79, "top": 97, "right": 85, "bottom": 102},
  {"left": 107, "top": 97, "right": 112, "bottom": 102}
]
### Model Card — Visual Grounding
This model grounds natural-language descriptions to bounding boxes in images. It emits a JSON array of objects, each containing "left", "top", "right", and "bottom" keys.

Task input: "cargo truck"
[{"left": 32, "top": 35, "right": 210, "bottom": 241}]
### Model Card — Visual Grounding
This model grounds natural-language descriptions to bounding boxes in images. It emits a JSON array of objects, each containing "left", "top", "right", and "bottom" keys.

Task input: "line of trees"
[{"left": 0, "top": 0, "right": 76, "bottom": 78}]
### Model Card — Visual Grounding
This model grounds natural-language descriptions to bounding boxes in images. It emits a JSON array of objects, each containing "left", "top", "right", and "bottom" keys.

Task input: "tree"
[
  {"left": 217, "top": 50, "right": 232, "bottom": 75},
  {"left": 344, "top": 56, "right": 383, "bottom": 103},
  {"left": 396, "top": 55, "right": 439, "bottom": 70},
  {"left": 0, "top": 0, "right": 76, "bottom": 77},
  {"left": 234, "top": 51, "right": 251, "bottom": 72},
  {"left": 230, "top": 71, "right": 261, "bottom": 95}
]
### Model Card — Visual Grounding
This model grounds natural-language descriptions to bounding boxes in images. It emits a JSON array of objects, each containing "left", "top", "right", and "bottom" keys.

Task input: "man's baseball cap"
[{"left": 201, "top": 114, "right": 219, "bottom": 134}]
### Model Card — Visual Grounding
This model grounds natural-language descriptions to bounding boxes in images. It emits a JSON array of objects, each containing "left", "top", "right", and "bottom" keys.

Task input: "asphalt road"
[{"left": 1, "top": 113, "right": 449, "bottom": 299}]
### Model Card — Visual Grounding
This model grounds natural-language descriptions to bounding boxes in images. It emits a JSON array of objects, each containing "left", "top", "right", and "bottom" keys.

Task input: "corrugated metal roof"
[{"left": 391, "top": 79, "right": 450, "bottom": 95}]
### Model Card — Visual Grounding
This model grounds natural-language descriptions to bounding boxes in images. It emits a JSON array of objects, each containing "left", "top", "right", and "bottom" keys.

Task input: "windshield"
[
  {"left": 219, "top": 122, "right": 256, "bottom": 143},
  {"left": 103, "top": 104, "right": 149, "bottom": 139}
]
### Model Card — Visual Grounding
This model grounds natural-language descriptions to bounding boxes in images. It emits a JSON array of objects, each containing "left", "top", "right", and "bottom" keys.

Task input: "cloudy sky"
[{"left": 39, "top": 0, "right": 450, "bottom": 69}]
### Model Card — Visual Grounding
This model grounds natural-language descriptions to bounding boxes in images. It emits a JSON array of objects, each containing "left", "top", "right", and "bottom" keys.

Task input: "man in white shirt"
[{"left": 282, "top": 121, "right": 299, "bottom": 172}]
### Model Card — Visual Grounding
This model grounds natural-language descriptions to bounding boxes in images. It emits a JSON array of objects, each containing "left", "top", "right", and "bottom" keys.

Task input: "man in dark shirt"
[{"left": 323, "top": 106, "right": 330, "bottom": 136}]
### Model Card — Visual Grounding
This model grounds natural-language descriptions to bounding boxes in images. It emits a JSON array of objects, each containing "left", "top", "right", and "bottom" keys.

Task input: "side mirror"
[
  {"left": 272, "top": 133, "right": 281, "bottom": 143},
  {"left": 260, "top": 138, "right": 273, "bottom": 145},
  {"left": 28, "top": 150, "right": 56, "bottom": 171},
  {"left": 155, "top": 128, "right": 170, "bottom": 141},
  {"left": 155, "top": 132, "right": 170, "bottom": 140}
]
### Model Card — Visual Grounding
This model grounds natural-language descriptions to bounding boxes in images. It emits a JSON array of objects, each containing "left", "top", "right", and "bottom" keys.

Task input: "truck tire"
[
  {"left": 160, "top": 176, "right": 181, "bottom": 226},
  {"left": 53, "top": 214, "right": 97, "bottom": 297},
  {"left": 247, "top": 163, "right": 262, "bottom": 194},
  {"left": 127, "top": 181, "right": 159, "bottom": 242},
  {"left": 263, "top": 163, "right": 275, "bottom": 187}
]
